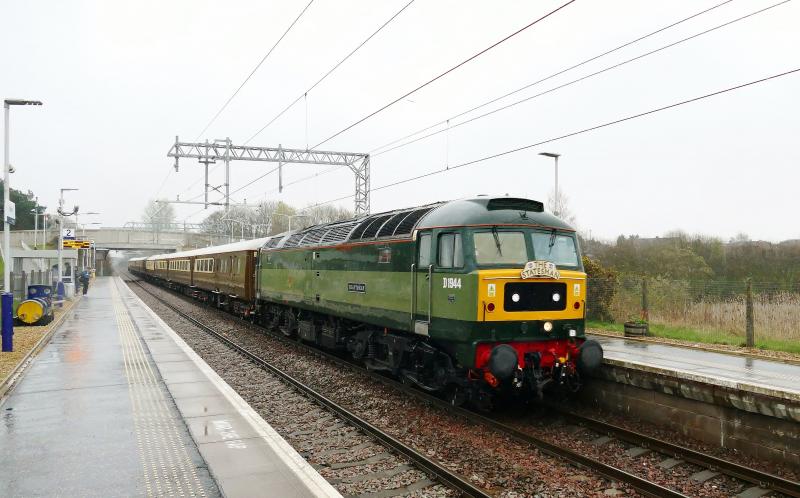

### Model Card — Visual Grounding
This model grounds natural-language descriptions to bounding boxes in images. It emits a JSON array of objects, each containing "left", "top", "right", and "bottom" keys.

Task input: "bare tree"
[
  {"left": 199, "top": 201, "right": 354, "bottom": 240},
  {"left": 546, "top": 189, "right": 577, "bottom": 227},
  {"left": 304, "top": 204, "right": 354, "bottom": 226},
  {"left": 142, "top": 199, "right": 176, "bottom": 231}
]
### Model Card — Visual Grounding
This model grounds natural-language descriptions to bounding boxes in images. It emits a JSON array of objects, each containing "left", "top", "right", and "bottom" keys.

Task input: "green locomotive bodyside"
[{"left": 257, "top": 197, "right": 599, "bottom": 382}]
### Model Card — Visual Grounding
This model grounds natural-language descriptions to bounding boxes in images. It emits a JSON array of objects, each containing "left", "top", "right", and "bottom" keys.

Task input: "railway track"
[
  {"left": 128, "top": 276, "right": 799, "bottom": 498},
  {"left": 535, "top": 408, "right": 800, "bottom": 498},
  {"left": 128, "top": 276, "right": 486, "bottom": 498}
]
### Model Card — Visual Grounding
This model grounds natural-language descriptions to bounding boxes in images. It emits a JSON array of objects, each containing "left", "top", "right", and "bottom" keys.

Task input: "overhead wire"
[
  {"left": 301, "top": 67, "right": 800, "bottom": 210},
  {"left": 178, "top": 0, "right": 415, "bottom": 212},
  {"left": 310, "top": 0, "right": 577, "bottom": 149},
  {"left": 244, "top": 0, "right": 753, "bottom": 196},
  {"left": 372, "top": 0, "right": 790, "bottom": 157},
  {"left": 244, "top": 0, "right": 417, "bottom": 145},
  {"left": 168, "top": 0, "right": 315, "bottom": 211},
  {"left": 232, "top": 0, "right": 574, "bottom": 201},
  {"left": 194, "top": 0, "right": 316, "bottom": 141},
  {"left": 368, "top": 0, "right": 736, "bottom": 155}
]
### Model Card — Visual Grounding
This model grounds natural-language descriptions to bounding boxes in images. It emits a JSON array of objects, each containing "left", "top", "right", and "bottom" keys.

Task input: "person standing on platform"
[{"left": 79, "top": 270, "right": 90, "bottom": 295}]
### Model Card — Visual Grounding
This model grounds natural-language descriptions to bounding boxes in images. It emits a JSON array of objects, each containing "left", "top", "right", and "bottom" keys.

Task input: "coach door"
[{"left": 412, "top": 231, "right": 433, "bottom": 336}]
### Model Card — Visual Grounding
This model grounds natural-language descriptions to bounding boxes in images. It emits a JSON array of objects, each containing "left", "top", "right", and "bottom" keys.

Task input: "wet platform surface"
[
  {"left": 0, "top": 277, "right": 340, "bottom": 497},
  {"left": 591, "top": 334, "right": 800, "bottom": 399}
]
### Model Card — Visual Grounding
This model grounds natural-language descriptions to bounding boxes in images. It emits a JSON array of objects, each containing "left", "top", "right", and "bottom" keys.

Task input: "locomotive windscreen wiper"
[
  {"left": 491, "top": 226, "right": 503, "bottom": 256},
  {"left": 548, "top": 229, "right": 556, "bottom": 249}
]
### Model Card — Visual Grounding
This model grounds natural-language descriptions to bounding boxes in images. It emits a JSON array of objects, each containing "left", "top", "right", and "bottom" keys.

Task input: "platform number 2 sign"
[{"left": 62, "top": 228, "right": 74, "bottom": 239}]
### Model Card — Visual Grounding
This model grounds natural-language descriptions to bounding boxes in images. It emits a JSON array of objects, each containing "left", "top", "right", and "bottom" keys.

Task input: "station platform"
[
  {"left": 0, "top": 277, "right": 340, "bottom": 498},
  {"left": 591, "top": 334, "right": 800, "bottom": 402}
]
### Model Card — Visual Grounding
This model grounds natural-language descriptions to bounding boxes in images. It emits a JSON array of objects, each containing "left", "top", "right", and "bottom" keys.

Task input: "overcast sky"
[{"left": 2, "top": 0, "right": 798, "bottom": 242}]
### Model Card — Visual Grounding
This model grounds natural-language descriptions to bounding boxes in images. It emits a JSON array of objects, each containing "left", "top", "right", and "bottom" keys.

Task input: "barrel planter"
[{"left": 623, "top": 321, "right": 648, "bottom": 337}]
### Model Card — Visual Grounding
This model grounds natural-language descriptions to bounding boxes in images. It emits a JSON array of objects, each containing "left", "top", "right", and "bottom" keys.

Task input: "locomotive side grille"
[
  {"left": 394, "top": 207, "right": 433, "bottom": 236},
  {"left": 503, "top": 282, "right": 567, "bottom": 312}
]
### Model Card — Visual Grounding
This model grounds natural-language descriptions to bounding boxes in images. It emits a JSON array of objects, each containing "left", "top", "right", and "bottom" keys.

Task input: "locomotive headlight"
[
  {"left": 569, "top": 329, "right": 577, "bottom": 337},
  {"left": 543, "top": 321, "right": 553, "bottom": 332},
  {"left": 511, "top": 293, "right": 520, "bottom": 303},
  {"left": 552, "top": 293, "right": 561, "bottom": 302}
]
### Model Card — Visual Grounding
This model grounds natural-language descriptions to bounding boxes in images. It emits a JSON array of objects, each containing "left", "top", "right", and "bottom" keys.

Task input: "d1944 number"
[{"left": 443, "top": 277, "right": 462, "bottom": 289}]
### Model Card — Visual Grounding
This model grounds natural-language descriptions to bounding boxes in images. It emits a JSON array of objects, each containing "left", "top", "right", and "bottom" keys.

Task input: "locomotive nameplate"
[
  {"left": 520, "top": 261, "right": 560, "bottom": 280},
  {"left": 347, "top": 282, "right": 366, "bottom": 293}
]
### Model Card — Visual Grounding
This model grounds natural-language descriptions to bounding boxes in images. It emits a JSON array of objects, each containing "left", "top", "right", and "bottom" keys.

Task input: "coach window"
[
  {"left": 417, "top": 233, "right": 432, "bottom": 268},
  {"left": 437, "top": 233, "right": 463, "bottom": 269}
]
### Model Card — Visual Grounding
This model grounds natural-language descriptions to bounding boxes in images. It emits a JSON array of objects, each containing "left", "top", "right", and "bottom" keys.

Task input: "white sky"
[{"left": 2, "top": 0, "right": 798, "bottom": 241}]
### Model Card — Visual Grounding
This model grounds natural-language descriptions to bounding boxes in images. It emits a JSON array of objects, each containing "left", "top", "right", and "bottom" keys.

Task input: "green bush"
[{"left": 584, "top": 256, "right": 618, "bottom": 322}]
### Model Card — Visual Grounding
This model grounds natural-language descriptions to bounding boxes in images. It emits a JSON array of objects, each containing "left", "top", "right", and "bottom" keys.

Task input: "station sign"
[
  {"left": 63, "top": 240, "right": 91, "bottom": 249},
  {"left": 62, "top": 228, "right": 76, "bottom": 240}
]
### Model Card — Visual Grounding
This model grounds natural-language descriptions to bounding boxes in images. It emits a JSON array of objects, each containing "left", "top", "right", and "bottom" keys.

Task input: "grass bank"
[{"left": 587, "top": 319, "right": 800, "bottom": 355}]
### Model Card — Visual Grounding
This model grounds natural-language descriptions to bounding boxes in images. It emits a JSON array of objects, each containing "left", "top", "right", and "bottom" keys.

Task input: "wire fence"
[
  {"left": 586, "top": 276, "right": 800, "bottom": 344},
  {"left": 9, "top": 270, "right": 54, "bottom": 301}
]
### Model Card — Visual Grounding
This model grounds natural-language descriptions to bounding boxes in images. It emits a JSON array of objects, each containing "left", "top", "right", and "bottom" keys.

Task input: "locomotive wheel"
[
  {"left": 279, "top": 310, "right": 297, "bottom": 337},
  {"left": 444, "top": 385, "right": 466, "bottom": 407}
]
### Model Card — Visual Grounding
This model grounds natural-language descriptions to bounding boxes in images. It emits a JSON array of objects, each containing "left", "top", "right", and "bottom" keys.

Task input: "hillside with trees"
[{"left": 582, "top": 232, "right": 800, "bottom": 287}]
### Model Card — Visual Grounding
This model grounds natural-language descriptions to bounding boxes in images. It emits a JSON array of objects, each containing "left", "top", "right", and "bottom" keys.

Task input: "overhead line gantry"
[{"left": 167, "top": 137, "right": 370, "bottom": 216}]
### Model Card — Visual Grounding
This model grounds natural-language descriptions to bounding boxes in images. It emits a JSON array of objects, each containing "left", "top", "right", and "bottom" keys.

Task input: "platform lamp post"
[
  {"left": 81, "top": 222, "right": 101, "bottom": 270},
  {"left": 31, "top": 203, "right": 47, "bottom": 250},
  {"left": 538, "top": 152, "right": 560, "bottom": 217},
  {"left": 271, "top": 213, "right": 311, "bottom": 232},
  {"left": 57, "top": 188, "right": 79, "bottom": 294},
  {"left": 221, "top": 218, "right": 246, "bottom": 243},
  {"left": 3, "top": 99, "right": 42, "bottom": 352},
  {"left": 80, "top": 212, "right": 100, "bottom": 270}
]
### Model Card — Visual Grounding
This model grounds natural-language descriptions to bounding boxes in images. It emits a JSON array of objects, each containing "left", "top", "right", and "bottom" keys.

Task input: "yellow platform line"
[{"left": 111, "top": 279, "right": 207, "bottom": 498}]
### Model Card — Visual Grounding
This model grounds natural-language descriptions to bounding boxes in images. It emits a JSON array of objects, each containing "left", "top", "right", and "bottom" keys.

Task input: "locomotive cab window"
[
  {"left": 417, "top": 233, "right": 432, "bottom": 268},
  {"left": 437, "top": 233, "right": 463, "bottom": 268},
  {"left": 531, "top": 232, "right": 580, "bottom": 269},
  {"left": 473, "top": 230, "right": 528, "bottom": 266}
]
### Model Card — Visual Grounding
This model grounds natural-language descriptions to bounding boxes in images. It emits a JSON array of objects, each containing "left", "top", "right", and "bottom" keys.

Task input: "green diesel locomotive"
[
  {"left": 258, "top": 196, "right": 602, "bottom": 406},
  {"left": 132, "top": 196, "right": 603, "bottom": 408}
]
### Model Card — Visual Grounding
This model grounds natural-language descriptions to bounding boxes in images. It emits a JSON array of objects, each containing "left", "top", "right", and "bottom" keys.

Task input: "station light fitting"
[{"left": 4, "top": 99, "right": 43, "bottom": 107}]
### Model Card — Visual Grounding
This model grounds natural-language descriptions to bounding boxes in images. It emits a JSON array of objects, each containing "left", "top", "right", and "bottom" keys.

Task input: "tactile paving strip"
[{"left": 111, "top": 281, "right": 208, "bottom": 497}]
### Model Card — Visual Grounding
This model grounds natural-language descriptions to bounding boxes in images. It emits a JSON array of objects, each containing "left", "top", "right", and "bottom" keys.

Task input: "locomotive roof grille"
[
  {"left": 348, "top": 217, "right": 375, "bottom": 240},
  {"left": 283, "top": 233, "right": 306, "bottom": 248},
  {"left": 359, "top": 214, "right": 393, "bottom": 239},
  {"left": 377, "top": 210, "right": 412, "bottom": 238},
  {"left": 300, "top": 228, "right": 327, "bottom": 246},
  {"left": 265, "top": 237, "right": 282, "bottom": 248},
  {"left": 321, "top": 221, "right": 359, "bottom": 243},
  {"left": 393, "top": 207, "right": 434, "bottom": 236}
]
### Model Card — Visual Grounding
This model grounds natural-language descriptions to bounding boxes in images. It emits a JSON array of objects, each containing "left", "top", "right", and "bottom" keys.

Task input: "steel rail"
[
  {"left": 129, "top": 276, "right": 689, "bottom": 498},
  {"left": 129, "top": 278, "right": 490, "bottom": 498},
  {"left": 546, "top": 407, "right": 800, "bottom": 498},
  {"left": 133, "top": 275, "right": 800, "bottom": 497}
]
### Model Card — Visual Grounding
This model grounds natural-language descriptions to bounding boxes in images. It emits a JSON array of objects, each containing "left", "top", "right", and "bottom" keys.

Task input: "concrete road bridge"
[{"left": 11, "top": 224, "right": 236, "bottom": 252}]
